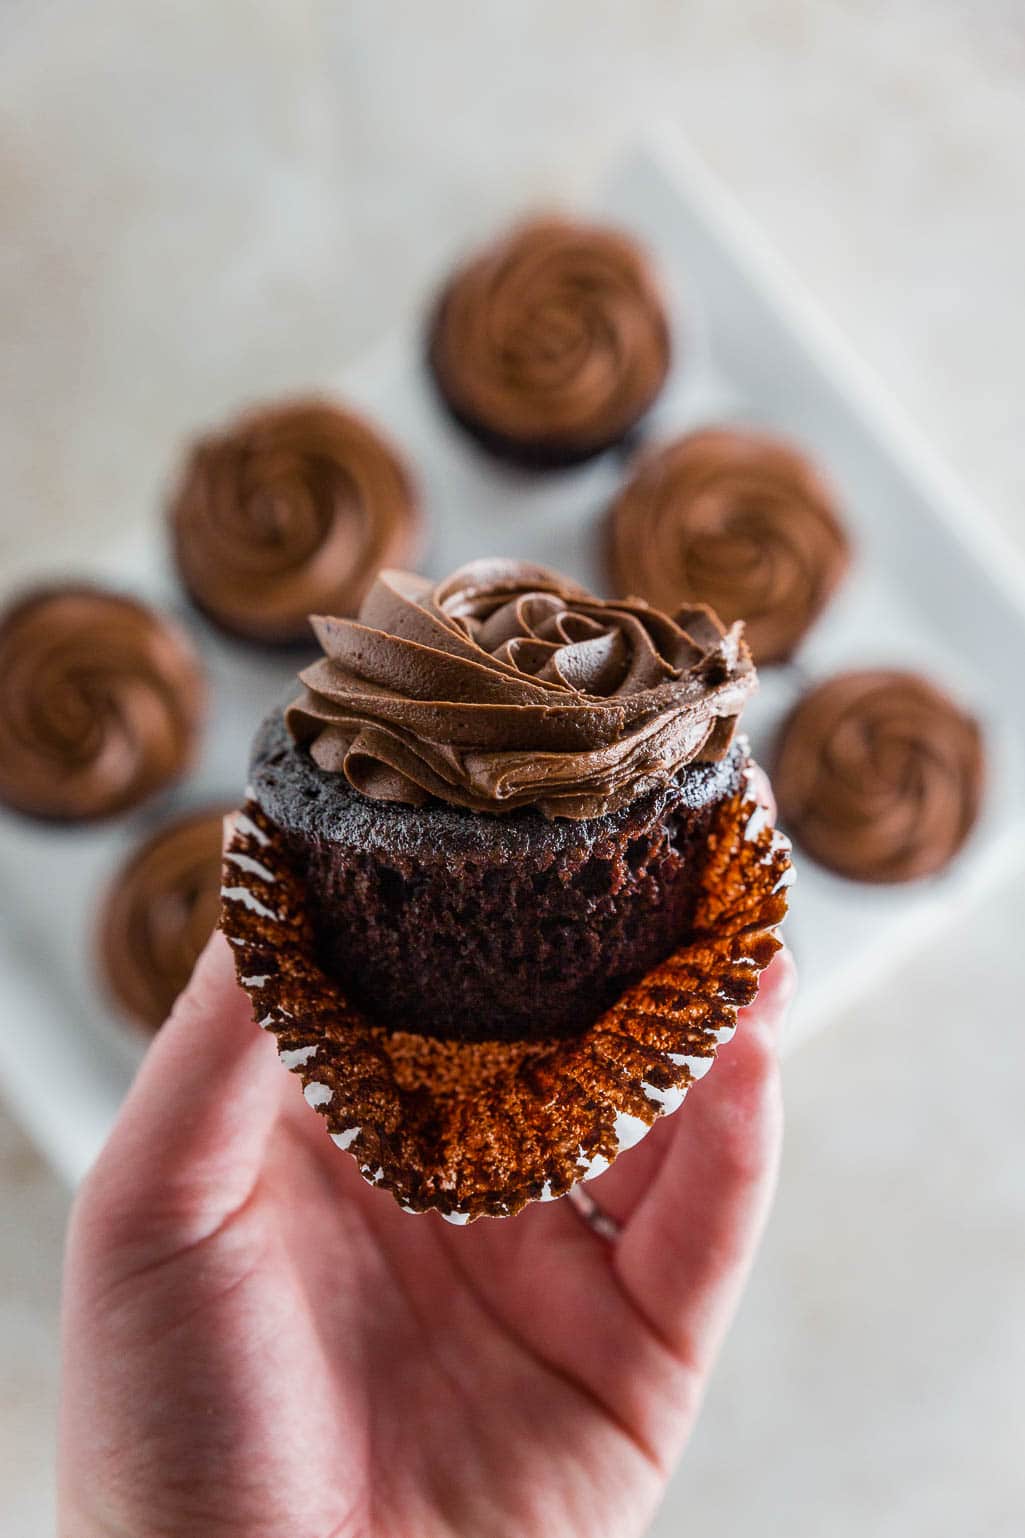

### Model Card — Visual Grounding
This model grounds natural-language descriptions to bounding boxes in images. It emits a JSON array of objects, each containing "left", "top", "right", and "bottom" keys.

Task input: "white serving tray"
[{"left": 3, "top": 128, "right": 1025, "bottom": 1186}]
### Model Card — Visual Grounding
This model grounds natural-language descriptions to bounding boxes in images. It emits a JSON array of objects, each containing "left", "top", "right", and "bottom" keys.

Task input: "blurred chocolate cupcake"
[
  {"left": 606, "top": 427, "right": 850, "bottom": 663},
  {"left": 222, "top": 559, "right": 792, "bottom": 1220},
  {"left": 99, "top": 806, "right": 229, "bottom": 1031},
  {"left": 428, "top": 217, "right": 671, "bottom": 468},
  {"left": 774, "top": 669, "right": 983, "bottom": 883},
  {"left": 168, "top": 397, "right": 421, "bottom": 645},
  {"left": 0, "top": 585, "right": 204, "bottom": 822}
]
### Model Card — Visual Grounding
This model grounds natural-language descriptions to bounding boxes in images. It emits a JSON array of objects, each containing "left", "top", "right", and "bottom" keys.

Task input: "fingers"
[
  {"left": 746, "top": 761, "right": 777, "bottom": 820},
  {"left": 613, "top": 946, "right": 795, "bottom": 1372},
  {"left": 75, "top": 930, "right": 283, "bottom": 1261}
]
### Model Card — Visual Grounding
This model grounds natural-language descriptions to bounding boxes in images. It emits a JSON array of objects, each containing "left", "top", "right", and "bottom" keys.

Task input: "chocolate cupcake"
[
  {"left": 428, "top": 217, "right": 671, "bottom": 468},
  {"left": 774, "top": 669, "right": 984, "bottom": 883},
  {"left": 168, "top": 397, "right": 421, "bottom": 645},
  {"left": 606, "top": 427, "right": 850, "bottom": 663},
  {"left": 0, "top": 585, "right": 204, "bottom": 822},
  {"left": 99, "top": 806, "right": 229, "bottom": 1031},
  {"left": 222, "top": 560, "right": 791, "bottom": 1219}
]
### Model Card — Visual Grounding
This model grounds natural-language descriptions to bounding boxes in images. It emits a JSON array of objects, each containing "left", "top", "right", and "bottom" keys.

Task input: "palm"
[
  {"left": 214, "top": 1116, "right": 672, "bottom": 1537},
  {"left": 61, "top": 937, "right": 791, "bottom": 1538}
]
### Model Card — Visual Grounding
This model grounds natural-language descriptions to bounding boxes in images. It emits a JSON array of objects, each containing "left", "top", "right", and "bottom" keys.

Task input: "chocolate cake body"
[{"left": 251, "top": 709, "right": 745, "bottom": 1043}]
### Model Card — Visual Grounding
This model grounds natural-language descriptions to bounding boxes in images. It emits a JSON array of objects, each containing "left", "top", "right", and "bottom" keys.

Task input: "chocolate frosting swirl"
[
  {"left": 774, "top": 670, "right": 984, "bottom": 883},
  {"left": 99, "top": 807, "right": 228, "bottom": 1030},
  {"left": 429, "top": 217, "right": 671, "bottom": 460},
  {"left": 0, "top": 586, "right": 204, "bottom": 822},
  {"left": 607, "top": 427, "right": 850, "bottom": 663},
  {"left": 286, "top": 558, "right": 755, "bottom": 819},
  {"left": 169, "top": 398, "right": 420, "bottom": 644}
]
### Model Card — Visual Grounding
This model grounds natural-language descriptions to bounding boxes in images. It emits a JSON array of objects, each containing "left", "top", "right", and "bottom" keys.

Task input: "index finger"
[
  {"left": 611, "top": 945, "right": 795, "bottom": 1370},
  {"left": 76, "top": 929, "right": 283, "bottom": 1262}
]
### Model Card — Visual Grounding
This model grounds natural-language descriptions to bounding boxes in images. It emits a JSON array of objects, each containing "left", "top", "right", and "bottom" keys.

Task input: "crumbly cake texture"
[
  {"left": 249, "top": 708, "right": 747, "bottom": 1041},
  {"left": 221, "top": 763, "right": 791, "bottom": 1221}
]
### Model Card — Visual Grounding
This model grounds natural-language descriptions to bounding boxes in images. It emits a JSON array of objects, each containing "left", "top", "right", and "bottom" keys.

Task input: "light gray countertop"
[{"left": 2, "top": 4, "right": 1023, "bottom": 1533}]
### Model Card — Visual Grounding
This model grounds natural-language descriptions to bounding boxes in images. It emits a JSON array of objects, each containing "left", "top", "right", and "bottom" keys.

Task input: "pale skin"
[{"left": 60, "top": 784, "right": 794, "bottom": 1538}]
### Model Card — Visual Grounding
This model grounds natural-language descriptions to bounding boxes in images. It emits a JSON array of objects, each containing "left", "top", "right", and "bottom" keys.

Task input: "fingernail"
[{"left": 221, "top": 811, "right": 238, "bottom": 854}]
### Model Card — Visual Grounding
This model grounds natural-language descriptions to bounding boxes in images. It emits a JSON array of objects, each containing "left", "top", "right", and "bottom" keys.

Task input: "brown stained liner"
[{"left": 221, "top": 775, "right": 791, "bottom": 1221}]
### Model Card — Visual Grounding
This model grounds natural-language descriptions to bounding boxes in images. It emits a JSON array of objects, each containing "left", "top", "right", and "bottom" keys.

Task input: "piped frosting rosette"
[
  {"left": 99, "top": 806, "right": 231, "bottom": 1032},
  {"left": 607, "top": 427, "right": 850, "bottom": 664},
  {"left": 286, "top": 560, "right": 755, "bottom": 820},
  {"left": 774, "top": 669, "right": 983, "bottom": 882},
  {"left": 222, "top": 762, "right": 791, "bottom": 1222},
  {"left": 168, "top": 397, "right": 420, "bottom": 644},
  {"left": 429, "top": 216, "right": 671, "bottom": 464},
  {"left": 0, "top": 585, "right": 204, "bottom": 821}
]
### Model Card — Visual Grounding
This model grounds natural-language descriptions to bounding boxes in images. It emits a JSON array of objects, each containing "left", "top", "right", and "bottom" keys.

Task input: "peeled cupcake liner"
[{"left": 221, "top": 761, "right": 792, "bottom": 1222}]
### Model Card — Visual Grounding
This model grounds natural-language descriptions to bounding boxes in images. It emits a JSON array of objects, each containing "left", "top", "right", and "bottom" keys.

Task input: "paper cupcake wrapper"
[{"left": 221, "top": 762, "right": 792, "bottom": 1222}]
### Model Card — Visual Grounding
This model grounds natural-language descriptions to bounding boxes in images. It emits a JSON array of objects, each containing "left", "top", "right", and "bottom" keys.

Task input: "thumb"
[{"left": 73, "top": 927, "right": 283, "bottom": 1269}]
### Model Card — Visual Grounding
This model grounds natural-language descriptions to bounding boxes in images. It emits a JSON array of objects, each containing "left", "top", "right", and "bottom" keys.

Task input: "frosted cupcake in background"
[
  {"left": 428, "top": 217, "right": 671, "bottom": 469},
  {"left": 773, "top": 669, "right": 983, "bottom": 883},
  {"left": 168, "top": 396, "right": 422, "bottom": 646},
  {"left": 0, "top": 585, "right": 205, "bottom": 823},
  {"left": 606, "top": 426, "right": 850, "bottom": 664},
  {"left": 98, "top": 806, "right": 231, "bottom": 1033}
]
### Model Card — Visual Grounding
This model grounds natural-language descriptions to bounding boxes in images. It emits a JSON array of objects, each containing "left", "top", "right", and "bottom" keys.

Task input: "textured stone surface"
[{"left": 2, "top": 3, "right": 1025, "bottom": 1535}]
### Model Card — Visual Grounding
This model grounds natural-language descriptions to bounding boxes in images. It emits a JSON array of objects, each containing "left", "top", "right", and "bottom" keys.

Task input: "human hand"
[{"left": 60, "top": 862, "right": 793, "bottom": 1538}]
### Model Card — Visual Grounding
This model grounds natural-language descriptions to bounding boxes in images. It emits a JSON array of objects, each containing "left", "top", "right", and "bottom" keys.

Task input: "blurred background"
[{"left": 2, "top": 3, "right": 1024, "bottom": 1534}]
